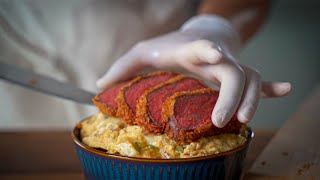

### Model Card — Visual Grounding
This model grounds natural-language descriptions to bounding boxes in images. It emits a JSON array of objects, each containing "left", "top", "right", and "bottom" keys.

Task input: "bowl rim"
[{"left": 72, "top": 116, "right": 254, "bottom": 163}]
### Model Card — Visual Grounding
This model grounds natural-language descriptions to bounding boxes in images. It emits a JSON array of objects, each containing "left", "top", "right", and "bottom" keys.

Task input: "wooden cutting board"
[{"left": 249, "top": 85, "right": 320, "bottom": 180}]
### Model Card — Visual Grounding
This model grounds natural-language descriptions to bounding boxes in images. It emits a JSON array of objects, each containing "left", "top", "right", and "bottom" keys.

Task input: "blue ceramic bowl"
[{"left": 72, "top": 119, "right": 253, "bottom": 180}]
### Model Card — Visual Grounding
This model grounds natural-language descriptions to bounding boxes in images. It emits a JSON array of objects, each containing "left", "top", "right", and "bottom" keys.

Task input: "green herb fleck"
[
  {"left": 134, "top": 142, "right": 142, "bottom": 152},
  {"left": 147, "top": 144, "right": 157, "bottom": 150},
  {"left": 175, "top": 146, "right": 183, "bottom": 153}
]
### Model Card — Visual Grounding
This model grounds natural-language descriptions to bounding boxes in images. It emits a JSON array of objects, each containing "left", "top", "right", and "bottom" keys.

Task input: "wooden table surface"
[
  {"left": 248, "top": 86, "right": 320, "bottom": 180},
  {"left": 0, "top": 129, "right": 276, "bottom": 180}
]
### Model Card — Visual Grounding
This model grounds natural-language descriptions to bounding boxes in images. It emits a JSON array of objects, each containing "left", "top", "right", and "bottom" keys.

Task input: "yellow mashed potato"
[{"left": 80, "top": 112, "right": 247, "bottom": 159}]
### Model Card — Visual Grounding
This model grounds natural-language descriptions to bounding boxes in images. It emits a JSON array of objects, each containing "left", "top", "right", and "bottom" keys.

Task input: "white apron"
[{"left": 0, "top": 0, "right": 197, "bottom": 129}]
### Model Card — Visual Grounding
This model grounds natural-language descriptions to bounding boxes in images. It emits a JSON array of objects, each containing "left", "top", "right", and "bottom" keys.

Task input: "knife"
[{"left": 0, "top": 62, "right": 95, "bottom": 105}]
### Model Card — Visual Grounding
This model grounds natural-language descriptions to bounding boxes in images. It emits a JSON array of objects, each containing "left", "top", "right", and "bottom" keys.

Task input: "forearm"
[{"left": 198, "top": 0, "right": 271, "bottom": 43}]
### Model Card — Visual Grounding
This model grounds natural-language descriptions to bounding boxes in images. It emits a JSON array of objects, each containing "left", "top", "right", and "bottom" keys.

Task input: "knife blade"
[{"left": 0, "top": 62, "right": 95, "bottom": 105}]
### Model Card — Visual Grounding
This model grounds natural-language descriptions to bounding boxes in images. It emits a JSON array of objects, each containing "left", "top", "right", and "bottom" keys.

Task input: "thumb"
[{"left": 96, "top": 53, "right": 146, "bottom": 90}]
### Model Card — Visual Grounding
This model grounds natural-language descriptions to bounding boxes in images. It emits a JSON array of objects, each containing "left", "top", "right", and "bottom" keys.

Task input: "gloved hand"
[{"left": 97, "top": 15, "right": 291, "bottom": 128}]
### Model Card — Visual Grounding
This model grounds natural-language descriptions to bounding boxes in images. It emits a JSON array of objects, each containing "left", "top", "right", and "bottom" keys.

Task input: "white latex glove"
[{"left": 97, "top": 15, "right": 291, "bottom": 128}]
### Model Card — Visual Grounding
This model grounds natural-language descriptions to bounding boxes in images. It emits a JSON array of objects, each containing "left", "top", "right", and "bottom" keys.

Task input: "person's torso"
[{"left": 0, "top": 0, "right": 198, "bottom": 129}]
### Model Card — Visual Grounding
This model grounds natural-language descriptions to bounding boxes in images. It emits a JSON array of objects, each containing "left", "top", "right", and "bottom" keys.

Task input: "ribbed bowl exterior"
[{"left": 74, "top": 145, "right": 248, "bottom": 180}]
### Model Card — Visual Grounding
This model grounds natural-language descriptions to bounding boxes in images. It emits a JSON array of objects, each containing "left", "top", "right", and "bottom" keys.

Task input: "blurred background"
[
  {"left": 0, "top": 0, "right": 319, "bottom": 129},
  {"left": 240, "top": 0, "right": 320, "bottom": 128}
]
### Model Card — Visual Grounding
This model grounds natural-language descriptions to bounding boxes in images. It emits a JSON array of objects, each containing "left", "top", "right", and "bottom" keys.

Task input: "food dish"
[{"left": 73, "top": 71, "right": 252, "bottom": 179}]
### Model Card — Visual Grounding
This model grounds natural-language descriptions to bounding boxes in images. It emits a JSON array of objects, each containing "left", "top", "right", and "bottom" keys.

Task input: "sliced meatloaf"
[
  {"left": 162, "top": 88, "right": 243, "bottom": 144},
  {"left": 135, "top": 75, "right": 206, "bottom": 134},
  {"left": 116, "top": 71, "right": 177, "bottom": 125},
  {"left": 93, "top": 82, "right": 127, "bottom": 116}
]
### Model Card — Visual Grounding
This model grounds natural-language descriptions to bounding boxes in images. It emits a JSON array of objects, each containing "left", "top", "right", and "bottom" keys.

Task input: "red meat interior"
[
  {"left": 125, "top": 73, "right": 176, "bottom": 112},
  {"left": 173, "top": 93, "right": 218, "bottom": 130},
  {"left": 99, "top": 82, "right": 126, "bottom": 107},
  {"left": 147, "top": 78, "right": 205, "bottom": 125}
]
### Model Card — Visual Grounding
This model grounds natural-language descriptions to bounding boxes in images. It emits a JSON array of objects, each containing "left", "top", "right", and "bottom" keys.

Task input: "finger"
[
  {"left": 211, "top": 63, "right": 245, "bottom": 128},
  {"left": 96, "top": 53, "right": 146, "bottom": 90},
  {"left": 175, "top": 40, "right": 223, "bottom": 66},
  {"left": 261, "top": 81, "right": 291, "bottom": 98},
  {"left": 237, "top": 67, "right": 261, "bottom": 123},
  {"left": 175, "top": 59, "right": 221, "bottom": 86}
]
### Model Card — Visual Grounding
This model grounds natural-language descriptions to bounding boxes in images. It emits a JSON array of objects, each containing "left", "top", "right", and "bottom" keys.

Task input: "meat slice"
[
  {"left": 92, "top": 82, "right": 127, "bottom": 116},
  {"left": 116, "top": 71, "right": 177, "bottom": 125},
  {"left": 162, "top": 88, "right": 243, "bottom": 144},
  {"left": 136, "top": 75, "right": 206, "bottom": 134}
]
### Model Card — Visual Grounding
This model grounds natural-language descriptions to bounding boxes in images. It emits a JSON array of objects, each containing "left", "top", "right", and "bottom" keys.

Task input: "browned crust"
[
  {"left": 161, "top": 88, "right": 229, "bottom": 144},
  {"left": 116, "top": 71, "right": 176, "bottom": 125},
  {"left": 92, "top": 95, "right": 117, "bottom": 116},
  {"left": 135, "top": 75, "right": 189, "bottom": 134}
]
